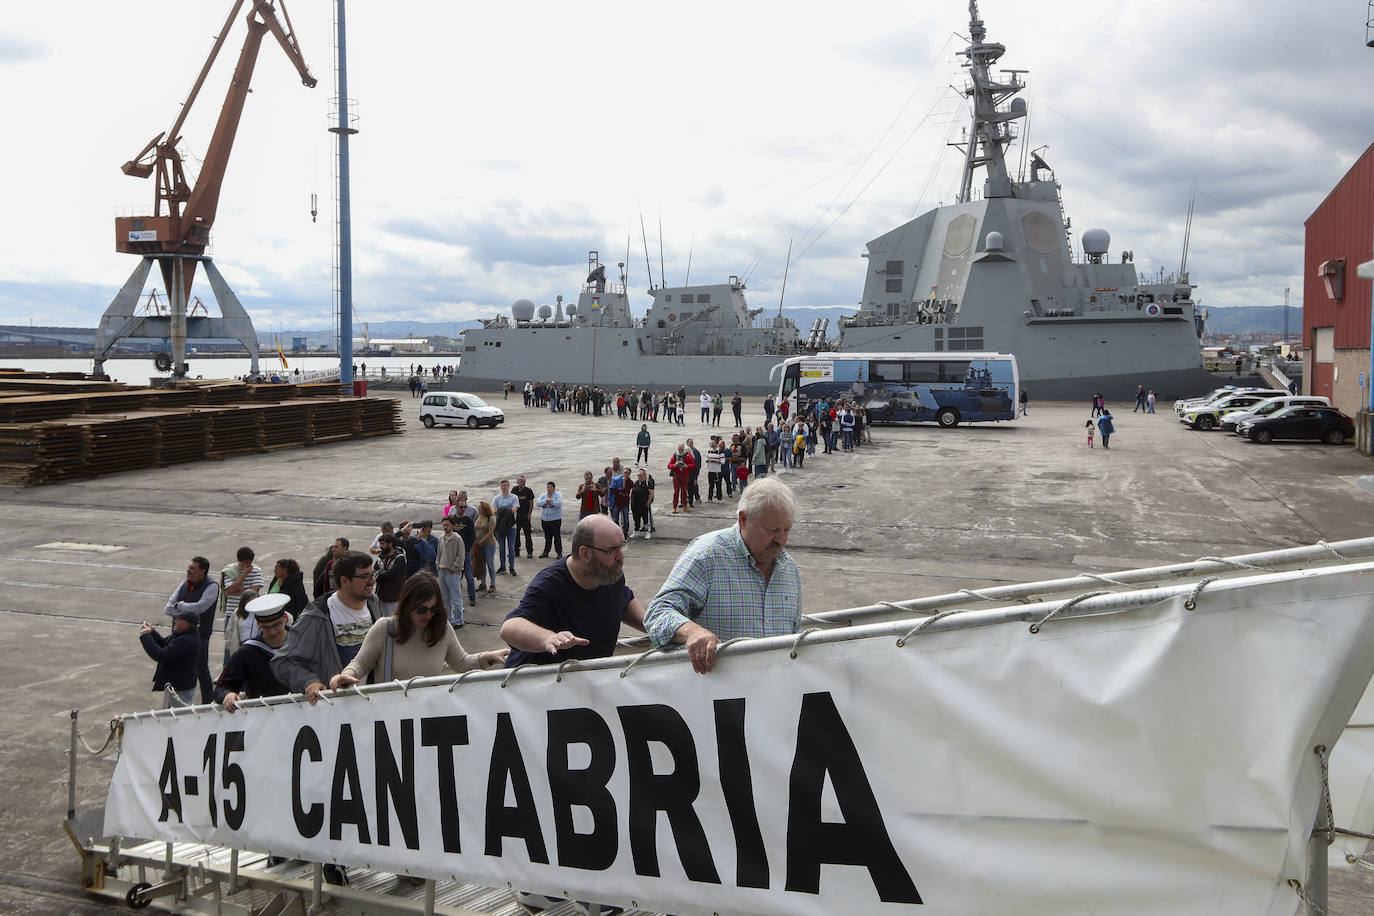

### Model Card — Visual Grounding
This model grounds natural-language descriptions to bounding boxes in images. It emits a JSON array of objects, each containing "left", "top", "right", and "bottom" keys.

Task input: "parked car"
[
  {"left": 1237, "top": 406, "right": 1354, "bottom": 445},
  {"left": 1173, "top": 387, "right": 1285, "bottom": 417},
  {"left": 1178, "top": 392, "right": 1287, "bottom": 430},
  {"left": 1221, "top": 396, "right": 1330, "bottom": 433},
  {"left": 419, "top": 392, "right": 505, "bottom": 429}
]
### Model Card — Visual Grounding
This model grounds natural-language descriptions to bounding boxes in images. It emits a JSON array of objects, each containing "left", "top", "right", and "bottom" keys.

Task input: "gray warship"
[{"left": 455, "top": 1, "right": 1214, "bottom": 399}]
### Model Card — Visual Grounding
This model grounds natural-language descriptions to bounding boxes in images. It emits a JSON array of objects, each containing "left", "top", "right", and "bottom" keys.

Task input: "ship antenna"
[
  {"left": 777, "top": 231, "right": 794, "bottom": 319},
  {"left": 639, "top": 211, "right": 655, "bottom": 290},
  {"left": 659, "top": 214, "right": 666, "bottom": 291},
  {"left": 954, "top": 0, "right": 1026, "bottom": 203},
  {"left": 1179, "top": 178, "right": 1196, "bottom": 278},
  {"left": 685, "top": 234, "right": 694, "bottom": 286}
]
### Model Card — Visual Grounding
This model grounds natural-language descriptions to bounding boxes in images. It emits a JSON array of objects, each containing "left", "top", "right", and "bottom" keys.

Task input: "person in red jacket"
[{"left": 667, "top": 443, "right": 695, "bottom": 514}]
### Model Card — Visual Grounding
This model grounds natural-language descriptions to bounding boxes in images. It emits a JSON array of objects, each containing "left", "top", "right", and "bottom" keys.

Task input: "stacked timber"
[{"left": 0, "top": 371, "right": 403, "bottom": 486}]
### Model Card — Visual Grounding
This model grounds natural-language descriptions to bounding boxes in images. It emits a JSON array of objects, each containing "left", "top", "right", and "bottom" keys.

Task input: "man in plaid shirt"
[{"left": 644, "top": 477, "right": 801, "bottom": 673}]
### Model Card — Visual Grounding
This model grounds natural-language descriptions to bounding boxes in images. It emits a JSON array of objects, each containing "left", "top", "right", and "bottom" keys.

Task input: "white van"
[{"left": 419, "top": 392, "right": 505, "bottom": 429}]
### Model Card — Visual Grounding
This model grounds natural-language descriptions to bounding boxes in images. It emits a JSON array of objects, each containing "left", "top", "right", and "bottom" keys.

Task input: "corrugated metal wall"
[{"left": 1304, "top": 143, "right": 1374, "bottom": 350}]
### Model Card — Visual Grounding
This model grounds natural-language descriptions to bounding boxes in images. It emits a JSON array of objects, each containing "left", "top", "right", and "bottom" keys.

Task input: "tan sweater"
[{"left": 342, "top": 617, "right": 495, "bottom": 682}]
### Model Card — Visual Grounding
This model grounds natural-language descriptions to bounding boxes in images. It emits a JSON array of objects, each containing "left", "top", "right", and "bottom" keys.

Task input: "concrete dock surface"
[{"left": 3, "top": 395, "right": 1374, "bottom": 913}]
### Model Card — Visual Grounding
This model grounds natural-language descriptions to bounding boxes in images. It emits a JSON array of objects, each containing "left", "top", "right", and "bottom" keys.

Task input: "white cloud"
[{"left": 1, "top": 0, "right": 1369, "bottom": 328}]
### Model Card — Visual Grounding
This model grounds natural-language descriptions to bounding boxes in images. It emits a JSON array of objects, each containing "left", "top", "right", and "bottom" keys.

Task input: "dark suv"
[{"left": 1237, "top": 406, "right": 1355, "bottom": 445}]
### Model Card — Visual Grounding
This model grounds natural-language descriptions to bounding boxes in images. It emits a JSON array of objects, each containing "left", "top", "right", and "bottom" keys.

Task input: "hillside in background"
[{"left": 1202, "top": 305, "right": 1298, "bottom": 336}]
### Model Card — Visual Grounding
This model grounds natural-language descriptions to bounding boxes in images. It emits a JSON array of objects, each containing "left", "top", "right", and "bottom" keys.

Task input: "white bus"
[{"left": 772, "top": 352, "right": 1019, "bottom": 427}]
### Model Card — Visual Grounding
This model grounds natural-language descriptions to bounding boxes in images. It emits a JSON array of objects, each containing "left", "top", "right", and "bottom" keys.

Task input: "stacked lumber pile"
[{"left": 0, "top": 371, "right": 404, "bottom": 486}]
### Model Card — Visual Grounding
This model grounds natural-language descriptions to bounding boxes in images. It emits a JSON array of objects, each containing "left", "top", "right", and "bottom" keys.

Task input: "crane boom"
[{"left": 115, "top": 0, "right": 316, "bottom": 271}]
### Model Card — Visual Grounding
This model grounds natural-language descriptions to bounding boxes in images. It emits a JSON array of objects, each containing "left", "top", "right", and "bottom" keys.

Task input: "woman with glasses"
[{"left": 329, "top": 572, "right": 506, "bottom": 689}]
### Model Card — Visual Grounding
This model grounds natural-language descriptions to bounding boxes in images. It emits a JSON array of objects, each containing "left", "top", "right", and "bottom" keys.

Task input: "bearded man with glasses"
[
  {"left": 500, "top": 514, "right": 644, "bottom": 914},
  {"left": 500, "top": 514, "right": 647, "bottom": 668}
]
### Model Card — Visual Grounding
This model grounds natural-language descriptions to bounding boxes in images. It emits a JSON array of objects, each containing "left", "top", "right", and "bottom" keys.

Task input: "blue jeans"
[
  {"left": 842, "top": 429, "right": 854, "bottom": 449},
  {"left": 499, "top": 528, "right": 519, "bottom": 571},
  {"left": 462, "top": 552, "right": 476, "bottom": 600},
  {"left": 610, "top": 503, "right": 630, "bottom": 537},
  {"left": 479, "top": 544, "right": 497, "bottom": 588},
  {"left": 439, "top": 570, "right": 465, "bottom": 625},
  {"left": 166, "top": 687, "right": 196, "bottom": 708}
]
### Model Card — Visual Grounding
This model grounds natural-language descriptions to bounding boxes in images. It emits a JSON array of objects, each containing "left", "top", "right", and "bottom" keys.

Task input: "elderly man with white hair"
[{"left": 644, "top": 476, "right": 802, "bottom": 674}]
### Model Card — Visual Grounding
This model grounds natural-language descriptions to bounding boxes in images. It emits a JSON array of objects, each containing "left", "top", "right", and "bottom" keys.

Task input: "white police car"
[{"left": 419, "top": 392, "right": 505, "bottom": 429}]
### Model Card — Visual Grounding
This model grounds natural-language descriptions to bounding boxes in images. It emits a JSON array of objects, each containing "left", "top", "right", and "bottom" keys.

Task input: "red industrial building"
[{"left": 1302, "top": 142, "right": 1374, "bottom": 431}]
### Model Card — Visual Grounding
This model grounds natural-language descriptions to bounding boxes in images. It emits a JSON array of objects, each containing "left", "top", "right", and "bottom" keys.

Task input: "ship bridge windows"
[
  {"left": 886, "top": 302, "right": 903, "bottom": 318},
  {"left": 681, "top": 294, "right": 695, "bottom": 304},
  {"left": 885, "top": 260, "right": 904, "bottom": 276},
  {"left": 886, "top": 278, "right": 904, "bottom": 293},
  {"left": 934, "top": 326, "right": 984, "bottom": 351},
  {"left": 697, "top": 293, "right": 711, "bottom": 303}
]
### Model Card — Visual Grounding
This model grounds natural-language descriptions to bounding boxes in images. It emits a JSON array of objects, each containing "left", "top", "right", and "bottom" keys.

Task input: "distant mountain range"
[{"left": 1200, "top": 305, "right": 1300, "bottom": 336}]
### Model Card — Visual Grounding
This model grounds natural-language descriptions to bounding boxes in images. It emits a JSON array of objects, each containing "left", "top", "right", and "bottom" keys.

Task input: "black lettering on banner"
[
  {"left": 714, "top": 698, "right": 769, "bottom": 888},
  {"left": 201, "top": 733, "right": 219, "bottom": 828},
  {"left": 484, "top": 712, "right": 549, "bottom": 863},
  {"left": 158, "top": 737, "right": 183, "bottom": 824},
  {"left": 618, "top": 704, "right": 720, "bottom": 883},
  {"left": 330, "top": 724, "right": 372, "bottom": 844},
  {"left": 292, "top": 727, "right": 324, "bottom": 838},
  {"left": 222, "top": 731, "right": 246, "bottom": 830},
  {"left": 421, "top": 715, "right": 469, "bottom": 853},
  {"left": 547, "top": 708, "right": 617, "bottom": 871},
  {"left": 784, "top": 692, "right": 922, "bottom": 904},
  {"left": 375, "top": 719, "right": 420, "bottom": 850}
]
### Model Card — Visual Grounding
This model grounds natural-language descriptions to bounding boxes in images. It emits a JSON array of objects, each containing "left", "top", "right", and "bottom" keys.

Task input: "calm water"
[{"left": 0, "top": 355, "right": 456, "bottom": 387}]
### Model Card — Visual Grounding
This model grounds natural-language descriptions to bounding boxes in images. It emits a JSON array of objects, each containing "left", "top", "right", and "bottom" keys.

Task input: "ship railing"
[{"left": 582, "top": 281, "right": 626, "bottom": 296}]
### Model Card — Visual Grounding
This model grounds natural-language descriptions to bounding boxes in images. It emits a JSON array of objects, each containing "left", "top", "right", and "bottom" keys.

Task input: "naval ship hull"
[{"left": 454, "top": 336, "right": 790, "bottom": 395}]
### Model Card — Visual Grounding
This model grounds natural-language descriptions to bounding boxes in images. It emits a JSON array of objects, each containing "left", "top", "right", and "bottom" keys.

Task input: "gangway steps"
[{"left": 77, "top": 832, "right": 667, "bottom": 915}]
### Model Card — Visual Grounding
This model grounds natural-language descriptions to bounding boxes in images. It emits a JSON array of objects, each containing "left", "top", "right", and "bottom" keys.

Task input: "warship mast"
[{"left": 955, "top": 0, "right": 1027, "bottom": 203}]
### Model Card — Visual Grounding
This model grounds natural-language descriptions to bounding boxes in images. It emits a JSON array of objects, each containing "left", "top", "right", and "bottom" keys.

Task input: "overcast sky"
[{"left": 2, "top": 0, "right": 1371, "bottom": 332}]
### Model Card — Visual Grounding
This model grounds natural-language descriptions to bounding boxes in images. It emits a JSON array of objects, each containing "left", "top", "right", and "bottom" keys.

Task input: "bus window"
[
  {"left": 939, "top": 362, "right": 971, "bottom": 383},
  {"left": 905, "top": 362, "right": 941, "bottom": 383},
  {"left": 781, "top": 363, "right": 800, "bottom": 400},
  {"left": 870, "top": 361, "right": 904, "bottom": 383}
]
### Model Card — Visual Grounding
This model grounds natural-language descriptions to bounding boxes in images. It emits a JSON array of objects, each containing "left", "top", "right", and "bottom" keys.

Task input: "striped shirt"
[{"left": 645, "top": 525, "right": 801, "bottom": 648}]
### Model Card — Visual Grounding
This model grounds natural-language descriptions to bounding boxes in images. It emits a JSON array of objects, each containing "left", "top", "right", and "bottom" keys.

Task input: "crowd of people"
[{"left": 137, "top": 456, "right": 808, "bottom": 900}]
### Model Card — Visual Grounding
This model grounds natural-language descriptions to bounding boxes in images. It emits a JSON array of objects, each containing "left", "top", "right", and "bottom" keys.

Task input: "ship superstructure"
[
  {"left": 839, "top": 0, "right": 1213, "bottom": 399},
  {"left": 456, "top": 2, "right": 1216, "bottom": 399}
]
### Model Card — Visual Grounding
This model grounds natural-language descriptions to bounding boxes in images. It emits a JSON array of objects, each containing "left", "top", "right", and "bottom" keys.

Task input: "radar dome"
[
  {"left": 1082, "top": 228, "right": 1110, "bottom": 256},
  {"left": 565, "top": 303, "right": 578, "bottom": 316},
  {"left": 984, "top": 230, "right": 1004, "bottom": 251},
  {"left": 511, "top": 299, "right": 536, "bottom": 321},
  {"left": 537, "top": 304, "right": 553, "bottom": 319},
  {"left": 1009, "top": 98, "right": 1027, "bottom": 117}
]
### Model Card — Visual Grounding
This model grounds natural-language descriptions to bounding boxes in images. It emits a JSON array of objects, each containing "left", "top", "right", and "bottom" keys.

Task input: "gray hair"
[{"left": 738, "top": 476, "right": 797, "bottom": 523}]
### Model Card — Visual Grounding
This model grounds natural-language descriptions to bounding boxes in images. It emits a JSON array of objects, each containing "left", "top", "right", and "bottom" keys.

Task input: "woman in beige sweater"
[{"left": 329, "top": 572, "right": 506, "bottom": 689}]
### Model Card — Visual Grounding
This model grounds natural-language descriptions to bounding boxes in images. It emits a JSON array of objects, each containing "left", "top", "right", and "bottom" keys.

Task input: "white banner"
[{"left": 105, "top": 563, "right": 1374, "bottom": 915}]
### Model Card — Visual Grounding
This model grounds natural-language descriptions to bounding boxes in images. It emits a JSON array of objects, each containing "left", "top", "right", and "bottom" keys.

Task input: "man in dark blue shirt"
[{"left": 500, "top": 515, "right": 646, "bottom": 666}]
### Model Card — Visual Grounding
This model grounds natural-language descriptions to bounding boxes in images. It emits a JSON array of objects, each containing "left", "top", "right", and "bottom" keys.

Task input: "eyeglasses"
[
  {"left": 585, "top": 542, "right": 626, "bottom": 556},
  {"left": 346, "top": 570, "right": 375, "bottom": 581},
  {"left": 412, "top": 603, "right": 439, "bottom": 616}
]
